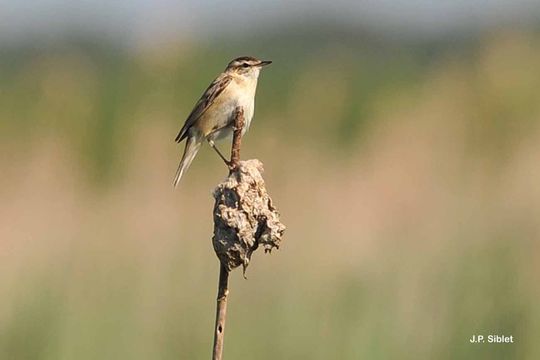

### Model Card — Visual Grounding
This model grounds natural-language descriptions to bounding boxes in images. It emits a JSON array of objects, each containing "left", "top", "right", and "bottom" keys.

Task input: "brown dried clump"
[{"left": 212, "top": 159, "right": 286, "bottom": 273}]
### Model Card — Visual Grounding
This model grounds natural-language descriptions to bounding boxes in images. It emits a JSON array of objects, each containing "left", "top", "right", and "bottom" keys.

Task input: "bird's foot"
[{"left": 226, "top": 160, "right": 238, "bottom": 171}]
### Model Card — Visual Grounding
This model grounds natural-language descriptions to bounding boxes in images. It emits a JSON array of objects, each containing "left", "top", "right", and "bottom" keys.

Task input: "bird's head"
[{"left": 225, "top": 56, "right": 272, "bottom": 78}]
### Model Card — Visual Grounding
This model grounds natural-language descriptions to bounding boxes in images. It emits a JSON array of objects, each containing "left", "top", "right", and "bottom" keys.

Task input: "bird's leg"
[{"left": 208, "top": 140, "right": 233, "bottom": 168}]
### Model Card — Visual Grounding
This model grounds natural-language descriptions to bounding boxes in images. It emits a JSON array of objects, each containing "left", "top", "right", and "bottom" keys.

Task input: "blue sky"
[{"left": 1, "top": 0, "right": 539, "bottom": 46}]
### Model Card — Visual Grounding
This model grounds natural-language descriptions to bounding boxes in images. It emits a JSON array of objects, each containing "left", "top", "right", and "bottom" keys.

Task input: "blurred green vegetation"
[
  {"left": 1, "top": 27, "right": 540, "bottom": 359},
  {"left": 0, "top": 27, "right": 456, "bottom": 185}
]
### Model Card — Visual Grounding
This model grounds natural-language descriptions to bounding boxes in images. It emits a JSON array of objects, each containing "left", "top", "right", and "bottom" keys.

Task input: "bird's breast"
[
  {"left": 205, "top": 79, "right": 256, "bottom": 134},
  {"left": 199, "top": 76, "right": 258, "bottom": 144},
  {"left": 233, "top": 78, "right": 257, "bottom": 130},
  {"left": 236, "top": 91, "right": 255, "bottom": 132}
]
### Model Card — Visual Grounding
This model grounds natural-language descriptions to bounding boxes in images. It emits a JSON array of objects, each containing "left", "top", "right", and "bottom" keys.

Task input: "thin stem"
[
  {"left": 212, "top": 264, "right": 230, "bottom": 360},
  {"left": 211, "top": 106, "right": 243, "bottom": 360},
  {"left": 230, "top": 107, "right": 245, "bottom": 171}
]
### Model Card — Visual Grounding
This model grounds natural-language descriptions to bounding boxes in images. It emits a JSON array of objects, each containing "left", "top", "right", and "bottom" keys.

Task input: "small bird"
[{"left": 173, "top": 56, "right": 272, "bottom": 187}]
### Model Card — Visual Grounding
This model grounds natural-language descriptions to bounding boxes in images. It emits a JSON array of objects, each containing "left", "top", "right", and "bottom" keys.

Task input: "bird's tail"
[{"left": 173, "top": 135, "right": 202, "bottom": 187}]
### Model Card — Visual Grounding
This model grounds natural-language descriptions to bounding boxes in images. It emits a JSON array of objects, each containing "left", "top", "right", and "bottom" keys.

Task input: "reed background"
[{"left": 1, "top": 2, "right": 540, "bottom": 359}]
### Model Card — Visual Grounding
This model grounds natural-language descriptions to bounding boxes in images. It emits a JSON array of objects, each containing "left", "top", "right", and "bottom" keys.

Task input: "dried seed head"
[{"left": 212, "top": 159, "right": 286, "bottom": 273}]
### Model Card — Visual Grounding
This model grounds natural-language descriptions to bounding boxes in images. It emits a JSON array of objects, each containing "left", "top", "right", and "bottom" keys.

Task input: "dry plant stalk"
[{"left": 211, "top": 107, "right": 286, "bottom": 360}]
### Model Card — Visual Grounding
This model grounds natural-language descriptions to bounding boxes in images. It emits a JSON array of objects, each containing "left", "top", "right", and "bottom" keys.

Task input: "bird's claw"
[{"left": 227, "top": 161, "right": 237, "bottom": 171}]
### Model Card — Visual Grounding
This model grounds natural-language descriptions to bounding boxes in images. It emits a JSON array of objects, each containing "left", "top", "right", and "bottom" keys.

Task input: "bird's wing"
[{"left": 175, "top": 73, "right": 233, "bottom": 143}]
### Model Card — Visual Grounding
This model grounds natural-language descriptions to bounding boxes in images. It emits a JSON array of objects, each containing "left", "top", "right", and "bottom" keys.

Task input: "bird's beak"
[{"left": 258, "top": 60, "right": 272, "bottom": 67}]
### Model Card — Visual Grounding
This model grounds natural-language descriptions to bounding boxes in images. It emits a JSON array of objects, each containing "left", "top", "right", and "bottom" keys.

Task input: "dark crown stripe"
[{"left": 232, "top": 56, "right": 259, "bottom": 62}]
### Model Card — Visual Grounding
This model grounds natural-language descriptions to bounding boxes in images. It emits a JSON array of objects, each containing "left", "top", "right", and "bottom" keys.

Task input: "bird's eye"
[{"left": 242, "top": 63, "right": 249, "bottom": 68}]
